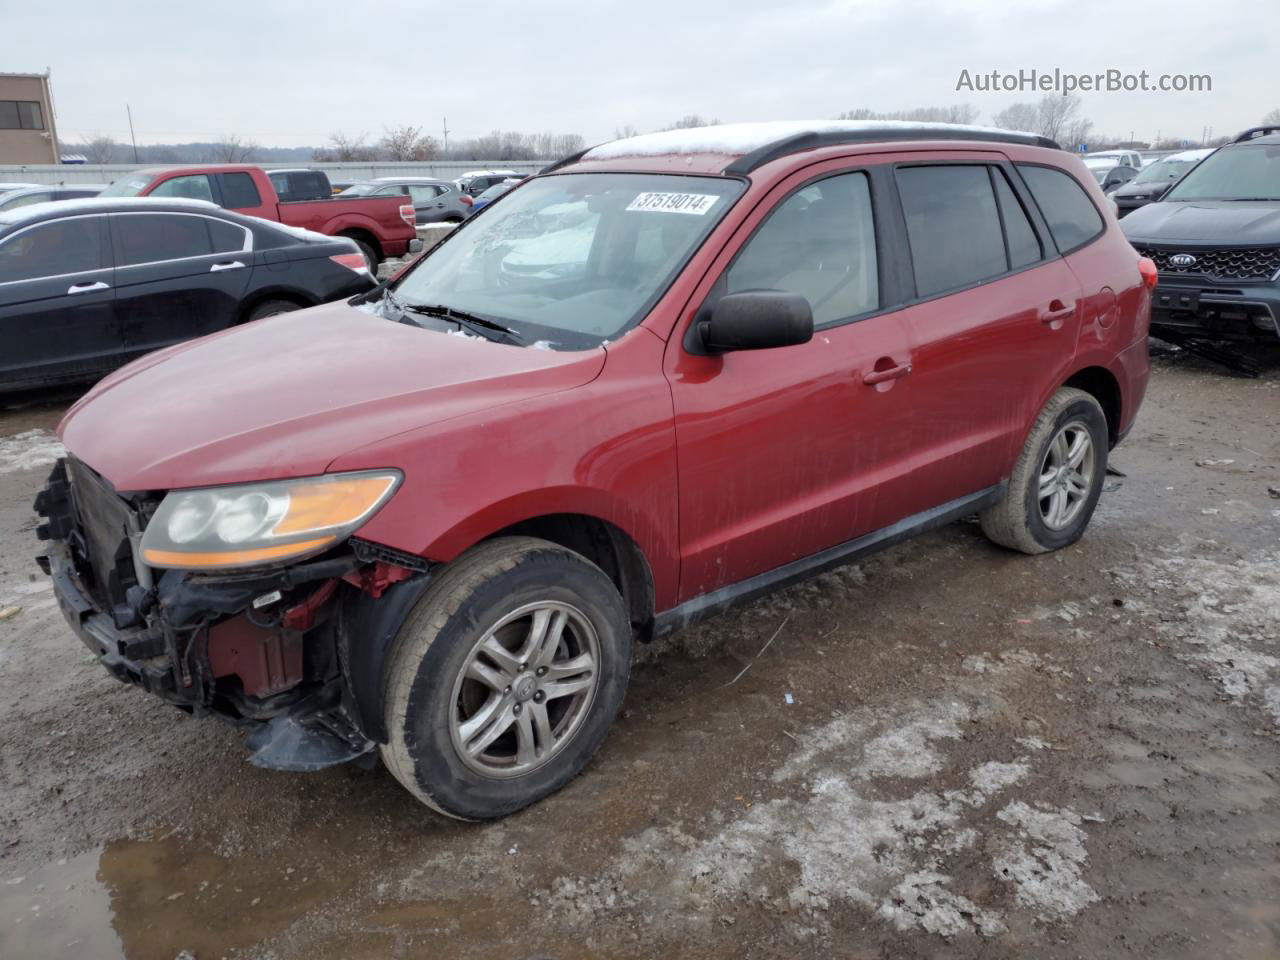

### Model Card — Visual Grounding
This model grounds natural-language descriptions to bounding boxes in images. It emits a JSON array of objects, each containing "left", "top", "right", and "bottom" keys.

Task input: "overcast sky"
[{"left": 10, "top": 0, "right": 1277, "bottom": 149}]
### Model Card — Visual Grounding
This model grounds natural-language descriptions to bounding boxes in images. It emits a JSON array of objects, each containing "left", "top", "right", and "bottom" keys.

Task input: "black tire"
[
  {"left": 381, "top": 536, "right": 631, "bottom": 820},
  {"left": 980, "top": 387, "right": 1109, "bottom": 555},
  {"left": 245, "top": 299, "right": 301, "bottom": 322}
]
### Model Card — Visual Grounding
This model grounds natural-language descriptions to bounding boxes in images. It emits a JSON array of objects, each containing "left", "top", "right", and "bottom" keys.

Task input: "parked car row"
[
  {"left": 32, "top": 121, "right": 1156, "bottom": 820},
  {"left": 0, "top": 184, "right": 107, "bottom": 212},
  {"left": 0, "top": 198, "right": 375, "bottom": 392}
]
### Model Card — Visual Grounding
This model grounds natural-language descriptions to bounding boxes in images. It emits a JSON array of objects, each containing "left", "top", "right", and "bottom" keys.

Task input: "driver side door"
[{"left": 665, "top": 163, "right": 921, "bottom": 601}]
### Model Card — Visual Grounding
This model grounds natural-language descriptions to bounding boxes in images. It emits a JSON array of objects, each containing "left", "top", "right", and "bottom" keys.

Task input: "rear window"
[
  {"left": 1016, "top": 164, "right": 1104, "bottom": 253},
  {"left": 897, "top": 165, "right": 1007, "bottom": 298},
  {"left": 219, "top": 172, "right": 261, "bottom": 209},
  {"left": 115, "top": 213, "right": 215, "bottom": 265},
  {"left": 208, "top": 218, "right": 248, "bottom": 253}
]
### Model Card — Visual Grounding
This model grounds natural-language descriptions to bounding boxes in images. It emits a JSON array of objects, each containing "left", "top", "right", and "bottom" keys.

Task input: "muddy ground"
[{"left": 1, "top": 352, "right": 1277, "bottom": 960}]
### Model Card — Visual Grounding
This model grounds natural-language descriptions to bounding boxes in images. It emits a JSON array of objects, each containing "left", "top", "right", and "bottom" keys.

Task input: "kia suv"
[
  {"left": 1123, "top": 126, "right": 1280, "bottom": 347},
  {"left": 36, "top": 122, "right": 1153, "bottom": 820}
]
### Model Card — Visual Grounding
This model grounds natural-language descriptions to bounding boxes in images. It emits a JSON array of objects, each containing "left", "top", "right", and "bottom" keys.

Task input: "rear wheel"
[
  {"left": 381, "top": 537, "right": 631, "bottom": 820},
  {"left": 980, "top": 387, "right": 1108, "bottom": 554},
  {"left": 244, "top": 299, "right": 300, "bottom": 322}
]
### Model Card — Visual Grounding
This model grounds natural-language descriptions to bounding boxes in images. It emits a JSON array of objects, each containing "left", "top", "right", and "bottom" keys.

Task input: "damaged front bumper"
[{"left": 35, "top": 458, "right": 429, "bottom": 771}]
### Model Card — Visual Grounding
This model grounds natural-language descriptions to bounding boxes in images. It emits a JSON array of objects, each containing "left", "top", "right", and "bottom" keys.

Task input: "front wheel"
[
  {"left": 980, "top": 387, "right": 1108, "bottom": 554},
  {"left": 380, "top": 537, "right": 632, "bottom": 819}
]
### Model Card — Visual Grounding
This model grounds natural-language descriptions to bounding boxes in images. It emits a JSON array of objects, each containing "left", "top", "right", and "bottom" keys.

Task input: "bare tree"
[
  {"left": 663, "top": 115, "right": 719, "bottom": 130},
  {"left": 379, "top": 125, "right": 438, "bottom": 161},
  {"left": 1263, "top": 108, "right": 1280, "bottom": 125},
  {"left": 78, "top": 135, "right": 119, "bottom": 164},
  {"left": 316, "top": 131, "right": 376, "bottom": 162},
  {"left": 1062, "top": 117, "right": 1094, "bottom": 150},
  {"left": 613, "top": 125, "right": 640, "bottom": 140},
  {"left": 210, "top": 133, "right": 259, "bottom": 162},
  {"left": 990, "top": 102, "right": 1039, "bottom": 132},
  {"left": 1033, "top": 95, "right": 1084, "bottom": 143},
  {"left": 837, "top": 105, "right": 979, "bottom": 124}
]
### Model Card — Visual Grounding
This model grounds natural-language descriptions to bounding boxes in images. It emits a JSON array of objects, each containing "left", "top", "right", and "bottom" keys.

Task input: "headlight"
[{"left": 140, "top": 471, "right": 401, "bottom": 571}]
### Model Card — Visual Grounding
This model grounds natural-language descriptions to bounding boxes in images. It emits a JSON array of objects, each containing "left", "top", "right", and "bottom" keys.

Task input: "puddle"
[
  {"left": 0, "top": 849, "right": 124, "bottom": 959},
  {"left": 0, "top": 834, "right": 366, "bottom": 960}
]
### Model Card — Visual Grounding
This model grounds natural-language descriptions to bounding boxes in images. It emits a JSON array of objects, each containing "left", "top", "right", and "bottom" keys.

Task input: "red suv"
[{"left": 37, "top": 122, "right": 1153, "bottom": 819}]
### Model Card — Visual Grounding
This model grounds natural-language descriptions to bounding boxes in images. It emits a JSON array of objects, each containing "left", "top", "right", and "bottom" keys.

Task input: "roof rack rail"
[
  {"left": 723, "top": 126, "right": 1060, "bottom": 176},
  {"left": 540, "top": 145, "right": 595, "bottom": 175},
  {"left": 1233, "top": 125, "right": 1280, "bottom": 143}
]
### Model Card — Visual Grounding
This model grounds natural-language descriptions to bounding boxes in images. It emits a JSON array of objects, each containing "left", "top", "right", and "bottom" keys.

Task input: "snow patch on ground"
[
  {"left": 0, "top": 430, "right": 64, "bottom": 475},
  {"left": 1133, "top": 550, "right": 1280, "bottom": 727},
  {"left": 552, "top": 699, "right": 1094, "bottom": 940}
]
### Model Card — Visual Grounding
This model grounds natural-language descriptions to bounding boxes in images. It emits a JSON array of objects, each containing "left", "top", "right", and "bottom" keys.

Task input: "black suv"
[{"left": 1122, "top": 126, "right": 1280, "bottom": 349}]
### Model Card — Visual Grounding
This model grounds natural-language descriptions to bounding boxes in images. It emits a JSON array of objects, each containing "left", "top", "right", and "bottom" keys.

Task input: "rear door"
[
  {"left": 0, "top": 215, "right": 120, "bottom": 388},
  {"left": 889, "top": 157, "right": 1083, "bottom": 516},
  {"left": 110, "top": 211, "right": 253, "bottom": 358}
]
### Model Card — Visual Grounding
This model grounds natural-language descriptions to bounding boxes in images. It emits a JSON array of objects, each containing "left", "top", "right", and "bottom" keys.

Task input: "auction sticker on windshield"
[{"left": 626, "top": 192, "right": 720, "bottom": 215}]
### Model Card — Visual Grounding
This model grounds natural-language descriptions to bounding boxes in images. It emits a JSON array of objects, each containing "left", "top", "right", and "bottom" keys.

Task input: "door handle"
[
  {"left": 1041, "top": 300, "right": 1075, "bottom": 324},
  {"left": 862, "top": 361, "right": 913, "bottom": 386},
  {"left": 210, "top": 261, "right": 245, "bottom": 272},
  {"left": 67, "top": 281, "right": 109, "bottom": 294}
]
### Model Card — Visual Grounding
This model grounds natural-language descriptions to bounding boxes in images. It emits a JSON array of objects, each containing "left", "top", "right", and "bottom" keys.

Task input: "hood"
[
  {"left": 1122, "top": 200, "right": 1280, "bottom": 244},
  {"left": 60, "top": 301, "right": 605, "bottom": 491}
]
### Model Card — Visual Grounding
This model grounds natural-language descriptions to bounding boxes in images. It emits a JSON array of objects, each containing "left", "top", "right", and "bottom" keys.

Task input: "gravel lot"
[{"left": 0, "top": 352, "right": 1277, "bottom": 960}]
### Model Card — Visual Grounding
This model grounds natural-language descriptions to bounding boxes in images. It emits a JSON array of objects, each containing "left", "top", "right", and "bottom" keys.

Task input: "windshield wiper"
[{"left": 398, "top": 302, "right": 525, "bottom": 344}]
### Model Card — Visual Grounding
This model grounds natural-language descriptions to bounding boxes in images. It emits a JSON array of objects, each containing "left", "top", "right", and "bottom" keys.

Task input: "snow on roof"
[
  {"left": 0, "top": 196, "right": 219, "bottom": 226},
  {"left": 585, "top": 120, "right": 1042, "bottom": 161},
  {"left": 1168, "top": 148, "right": 1214, "bottom": 162}
]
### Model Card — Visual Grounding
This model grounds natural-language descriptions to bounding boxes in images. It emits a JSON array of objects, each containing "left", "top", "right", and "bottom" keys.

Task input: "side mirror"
[{"left": 697, "top": 291, "right": 814, "bottom": 354}]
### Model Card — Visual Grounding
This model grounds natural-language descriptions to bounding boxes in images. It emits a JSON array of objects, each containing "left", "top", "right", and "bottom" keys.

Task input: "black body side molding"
[{"left": 652, "top": 484, "right": 1006, "bottom": 637}]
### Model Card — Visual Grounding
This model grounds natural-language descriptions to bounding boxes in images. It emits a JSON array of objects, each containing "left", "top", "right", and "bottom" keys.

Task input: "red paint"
[
  {"left": 61, "top": 137, "right": 1150, "bottom": 618},
  {"left": 129, "top": 165, "right": 417, "bottom": 258}
]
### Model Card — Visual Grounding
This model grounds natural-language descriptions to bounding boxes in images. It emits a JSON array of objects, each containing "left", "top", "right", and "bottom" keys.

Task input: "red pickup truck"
[{"left": 100, "top": 165, "right": 419, "bottom": 268}]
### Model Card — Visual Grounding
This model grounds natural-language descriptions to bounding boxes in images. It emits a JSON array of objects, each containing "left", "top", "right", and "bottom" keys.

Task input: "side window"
[
  {"left": 0, "top": 218, "right": 105, "bottom": 283},
  {"left": 149, "top": 174, "right": 215, "bottom": 203},
  {"left": 207, "top": 219, "right": 248, "bottom": 254},
  {"left": 376, "top": 184, "right": 410, "bottom": 197},
  {"left": 896, "top": 165, "right": 1006, "bottom": 298},
  {"left": 407, "top": 185, "right": 439, "bottom": 204},
  {"left": 992, "top": 169, "right": 1043, "bottom": 268},
  {"left": 726, "top": 171, "right": 879, "bottom": 326},
  {"left": 115, "top": 214, "right": 214, "bottom": 265},
  {"left": 1, "top": 192, "right": 53, "bottom": 210},
  {"left": 1015, "top": 164, "right": 1105, "bottom": 253},
  {"left": 218, "top": 172, "right": 261, "bottom": 209}
]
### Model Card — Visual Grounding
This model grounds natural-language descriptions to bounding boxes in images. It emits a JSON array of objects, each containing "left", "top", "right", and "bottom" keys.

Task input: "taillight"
[
  {"left": 459, "top": 195, "right": 473, "bottom": 207},
  {"left": 399, "top": 204, "right": 416, "bottom": 227},
  {"left": 330, "top": 253, "right": 368, "bottom": 274},
  {"left": 1138, "top": 256, "right": 1158, "bottom": 290}
]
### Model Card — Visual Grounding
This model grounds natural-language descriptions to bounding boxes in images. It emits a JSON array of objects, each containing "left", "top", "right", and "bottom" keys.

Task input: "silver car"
[{"left": 339, "top": 178, "right": 469, "bottom": 224}]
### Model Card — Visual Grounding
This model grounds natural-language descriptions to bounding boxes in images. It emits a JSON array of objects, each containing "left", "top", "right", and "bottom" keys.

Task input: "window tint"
[
  {"left": 269, "top": 171, "right": 329, "bottom": 202},
  {"left": 208, "top": 219, "right": 248, "bottom": 253},
  {"left": 115, "top": 214, "right": 215, "bottom": 265},
  {"left": 992, "top": 169, "right": 1042, "bottom": 268},
  {"left": 219, "top": 172, "right": 261, "bottom": 209},
  {"left": 897, "top": 165, "right": 1006, "bottom": 297},
  {"left": 0, "top": 218, "right": 105, "bottom": 283},
  {"left": 726, "top": 171, "right": 878, "bottom": 326},
  {"left": 1016, "top": 164, "right": 1104, "bottom": 252},
  {"left": 150, "top": 174, "right": 214, "bottom": 203}
]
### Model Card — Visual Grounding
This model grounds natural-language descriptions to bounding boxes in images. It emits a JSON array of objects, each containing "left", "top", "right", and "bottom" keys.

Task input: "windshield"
[
  {"left": 1089, "top": 167, "right": 1108, "bottom": 184},
  {"left": 1132, "top": 157, "right": 1199, "bottom": 185},
  {"left": 390, "top": 172, "right": 744, "bottom": 349},
  {"left": 1165, "top": 144, "right": 1280, "bottom": 201},
  {"left": 99, "top": 175, "right": 154, "bottom": 197}
]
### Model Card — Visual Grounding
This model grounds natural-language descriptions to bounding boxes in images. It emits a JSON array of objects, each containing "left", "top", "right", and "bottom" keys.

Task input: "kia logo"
[{"left": 1169, "top": 254, "right": 1198, "bottom": 268}]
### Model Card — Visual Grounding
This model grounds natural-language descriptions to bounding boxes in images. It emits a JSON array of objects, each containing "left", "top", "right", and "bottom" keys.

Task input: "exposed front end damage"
[{"left": 34, "top": 457, "right": 431, "bottom": 771}]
